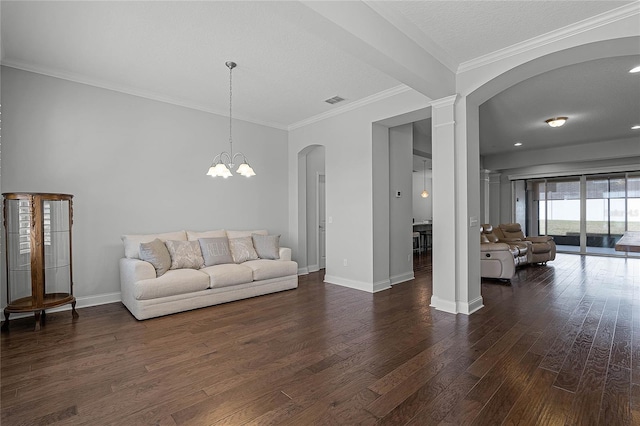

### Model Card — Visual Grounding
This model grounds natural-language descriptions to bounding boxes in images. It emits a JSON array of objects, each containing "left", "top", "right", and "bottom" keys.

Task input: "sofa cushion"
[
  {"left": 200, "top": 263, "right": 254, "bottom": 288},
  {"left": 134, "top": 269, "right": 209, "bottom": 300},
  {"left": 122, "top": 231, "right": 186, "bottom": 259},
  {"left": 226, "top": 229, "right": 268, "bottom": 239},
  {"left": 199, "top": 237, "right": 234, "bottom": 266},
  {"left": 229, "top": 236, "right": 259, "bottom": 263},
  {"left": 187, "top": 229, "right": 226, "bottom": 241},
  {"left": 139, "top": 238, "right": 172, "bottom": 277},
  {"left": 252, "top": 234, "right": 280, "bottom": 260},
  {"left": 243, "top": 259, "right": 298, "bottom": 281},
  {"left": 165, "top": 240, "right": 204, "bottom": 270}
]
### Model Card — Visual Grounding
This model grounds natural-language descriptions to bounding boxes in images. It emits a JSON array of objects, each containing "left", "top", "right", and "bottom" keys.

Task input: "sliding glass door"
[{"left": 527, "top": 172, "right": 639, "bottom": 257}]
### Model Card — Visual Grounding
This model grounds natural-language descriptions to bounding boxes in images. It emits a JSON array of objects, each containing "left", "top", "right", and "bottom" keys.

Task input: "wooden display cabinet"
[{"left": 2, "top": 193, "right": 78, "bottom": 331}]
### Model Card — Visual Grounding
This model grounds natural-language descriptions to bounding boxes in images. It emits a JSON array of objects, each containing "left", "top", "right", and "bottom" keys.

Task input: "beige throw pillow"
[
  {"left": 199, "top": 237, "right": 234, "bottom": 266},
  {"left": 139, "top": 238, "right": 172, "bottom": 277},
  {"left": 165, "top": 240, "right": 204, "bottom": 270},
  {"left": 229, "top": 236, "right": 259, "bottom": 263},
  {"left": 252, "top": 234, "right": 280, "bottom": 260}
]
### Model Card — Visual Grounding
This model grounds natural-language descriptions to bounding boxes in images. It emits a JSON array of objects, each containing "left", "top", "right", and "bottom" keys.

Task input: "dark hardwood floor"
[{"left": 2, "top": 253, "right": 639, "bottom": 425}]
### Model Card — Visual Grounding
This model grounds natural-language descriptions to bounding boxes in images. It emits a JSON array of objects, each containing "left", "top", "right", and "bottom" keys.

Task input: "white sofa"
[{"left": 119, "top": 229, "right": 298, "bottom": 320}]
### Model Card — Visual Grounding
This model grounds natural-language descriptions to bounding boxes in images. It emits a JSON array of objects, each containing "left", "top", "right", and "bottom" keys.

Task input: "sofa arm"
[
  {"left": 278, "top": 247, "right": 292, "bottom": 261},
  {"left": 120, "top": 258, "right": 155, "bottom": 286},
  {"left": 481, "top": 242, "right": 512, "bottom": 252}
]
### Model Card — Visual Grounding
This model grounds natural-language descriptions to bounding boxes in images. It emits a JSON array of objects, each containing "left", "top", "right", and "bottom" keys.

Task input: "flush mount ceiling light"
[
  {"left": 629, "top": 65, "right": 640, "bottom": 73},
  {"left": 545, "top": 117, "right": 568, "bottom": 128},
  {"left": 632, "top": 125, "right": 640, "bottom": 130},
  {"left": 514, "top": 142, "right": 523, "bottom": 147},
  {"left": 420, "top": 159, "right": 429, "bottom": 198},
  {"left": 206, "top": 61, "right": 256, "bottom": 178}
]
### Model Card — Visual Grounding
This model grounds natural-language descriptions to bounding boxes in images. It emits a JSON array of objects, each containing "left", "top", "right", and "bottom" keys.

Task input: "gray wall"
[{"left": 1, "top": 66, "right": 289, "bottom": 306}]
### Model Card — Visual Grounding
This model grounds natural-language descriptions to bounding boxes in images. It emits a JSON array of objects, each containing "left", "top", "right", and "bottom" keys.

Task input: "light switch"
[{"left": 469, "top": 216, "right": 478, "bottom": 227}]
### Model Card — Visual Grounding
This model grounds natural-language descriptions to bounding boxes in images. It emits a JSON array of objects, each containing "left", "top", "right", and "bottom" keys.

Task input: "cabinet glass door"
[{"left": 43, "top": 199, "right": 71, "bottom": 296}]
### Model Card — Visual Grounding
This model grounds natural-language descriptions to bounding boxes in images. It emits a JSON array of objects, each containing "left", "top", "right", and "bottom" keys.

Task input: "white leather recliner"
[{"left": 480, "top": 226, "right": 516, "bottom": 280}]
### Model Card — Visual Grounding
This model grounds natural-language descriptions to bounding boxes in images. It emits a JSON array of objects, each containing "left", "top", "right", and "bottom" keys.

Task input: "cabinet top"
[{"left": 3, "top": 192, "right": 73, "bottom": 200}]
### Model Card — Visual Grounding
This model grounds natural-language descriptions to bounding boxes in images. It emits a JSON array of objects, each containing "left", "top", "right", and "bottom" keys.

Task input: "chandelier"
[{"left": 206, "top": 61, "right": 256, "bottom": 178}]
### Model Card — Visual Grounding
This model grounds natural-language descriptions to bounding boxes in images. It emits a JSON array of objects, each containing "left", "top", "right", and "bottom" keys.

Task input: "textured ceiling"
[
  {"left": 480, "top": 55, "right": 640, "bottom": 155},
  {"left": 1, "top": 1, "right": 638, "bottom": 155}
]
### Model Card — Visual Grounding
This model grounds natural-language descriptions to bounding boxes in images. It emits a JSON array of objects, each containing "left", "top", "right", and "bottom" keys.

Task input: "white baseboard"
[
  {"left": 390, "top": 271, "right": 415, "bottom": 286},
  {"left": 307, "top": 264, "right": 320, "bottom": 273},
  {"left": 297, "top": 266, "right": 309, "bottom": 275},
  {"left": 324, "top": 274, "right": 377, "bottom": 293},
  {"left": 429, "top": 295, "right": 458, "bottom": 314},
  {"left": 458, "top": 296, "right": 484, "bottom": 315},
  {"left": 430, "top": 295, "right": 485, "bottom": 315},
  {"left": 373, "top": 279, "right": 391, "bottom": 293}
]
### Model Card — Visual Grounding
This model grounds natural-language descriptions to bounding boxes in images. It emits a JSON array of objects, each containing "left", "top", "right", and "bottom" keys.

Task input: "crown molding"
[
  {"left": 458, "top": 2, "right": 640, "bottom": 74},
  {"left": 288, "top": 84, "right": 412, "bottom": 131},
  {"left": 0, "top": 60, "right": 289, "bottom": 131}
]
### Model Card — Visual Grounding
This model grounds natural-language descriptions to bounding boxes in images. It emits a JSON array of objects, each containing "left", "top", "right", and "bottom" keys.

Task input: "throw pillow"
[
  {"left": 229, "top": 236, "right": 259, "bottom": 263},
  {"left": 165, "top": 240, "right": 204, "bottom": 270},
  {"left": 252, "top": 234, "right": 280, "bottom": 260},
  {"left": 139, "top": 238, "right": 172, "bottom": 277},
  {"left": 198, "top": 237, "right": 234, "bottom": 266}
]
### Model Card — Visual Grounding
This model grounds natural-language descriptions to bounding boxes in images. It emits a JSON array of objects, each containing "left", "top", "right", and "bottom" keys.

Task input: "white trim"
[
  {"left": 373, "top": 279, "right": 392, "bottom": 293},
  {"left": 390, "top": 271, "right": 415, "bottom": 285},
  {"left": 307, "top": 264, "right": 320, "bottom": 273},
  {"left": 457, "top": 297, "right": 484, "bottom": 315},
  {"left": 458, "top": 3, "right": 640, "bottom": 73},
  {"left": 76, "top": 292, "right": 122, "bottom": 308},
  {"left": 0, "top": 61, "right": 289, "bottom": 131},
  {"left": 429, "top": 295, "right": 458, "bottom": 314},
  {"left": 288, "top": 85, "right": 412, "bottom": 130},
  {"left": 297, "top": 266, "right": 309, "bottom": 275},
  {"left": 507, "top": 164, "right": 640, "bottom": 181},
  {"left": 430, "top": 94, "right": 458, "bottom": 109},
  {"left": 324, "top": 274, "right": 385, "bottom": 293},
  {"left": 433, "top": 120, "right": 456, "bottom": 129}
]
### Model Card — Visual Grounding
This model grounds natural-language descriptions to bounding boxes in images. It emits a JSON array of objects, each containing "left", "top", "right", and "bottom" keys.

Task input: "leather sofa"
[
  {"left": 495, "top": 223, "right": 556, "bottom": 264},
  {"left": 481, "top": 224, "right": 529, "bottom": 266},
  {"left": 480, "top": 226, "right": 516, "bottom": 280}
]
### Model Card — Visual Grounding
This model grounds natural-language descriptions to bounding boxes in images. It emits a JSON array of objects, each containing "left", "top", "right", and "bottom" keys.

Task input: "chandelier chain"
[{"left": 229, "top": 63, "right": 233, "bottom": 157}]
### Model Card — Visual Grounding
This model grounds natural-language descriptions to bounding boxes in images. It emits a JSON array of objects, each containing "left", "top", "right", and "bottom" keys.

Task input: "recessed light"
[
  {"left": 629, "top": 66, "right": 640, "bottom": 73},
  {"left": 632, "top": 125, "right": 640, "bottom": 130},
  {"left": 514, "top": 142, "right": 523, "bottom": 147},
  {"left": 545, "top": 117, "right": 568, "bottom": 127}
]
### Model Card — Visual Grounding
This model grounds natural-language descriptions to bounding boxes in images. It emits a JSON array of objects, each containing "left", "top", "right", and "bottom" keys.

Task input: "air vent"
[{"left": 325, "top": 96, "right": 345, "bottom": 105}]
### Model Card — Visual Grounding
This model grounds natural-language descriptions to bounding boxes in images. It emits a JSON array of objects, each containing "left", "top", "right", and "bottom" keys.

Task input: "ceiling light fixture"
[
  {"left": 545, "top": 117, "right": 568, "bottom": 128},
  {"left": 206, "top": 61, "right": 256, "bottom": 178},
  {"left": 514, "top": 142, "right": 523, "bottom": 147},
  {"left": 632, "top": 125, "right": 640, "bottom": 130},
  {"left": 629, "top": 66, "right": 640, "bottom": 73},
  {"left": 420, "top": 159, "right": 429, "bottom": 198}
]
